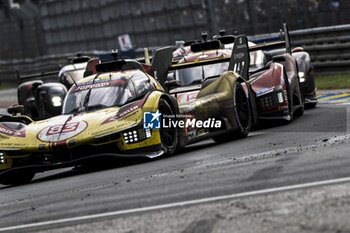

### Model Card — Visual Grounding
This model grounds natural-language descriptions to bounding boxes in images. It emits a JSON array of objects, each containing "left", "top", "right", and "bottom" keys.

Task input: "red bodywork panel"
[
  {"left": 250, "top": 63, "right": 289, "bottom": 114},
  {"left": 85, "top": 58, "right": 99, "bottom": 76},
  {"left": 292, "top": 47, "right": 304, "bottom": 53},
  {"left": 142, "top": 64, "right": 151, "bottom": 74},
  {"left": 250, "top": 63, "right": 284, "bottom": 96}
]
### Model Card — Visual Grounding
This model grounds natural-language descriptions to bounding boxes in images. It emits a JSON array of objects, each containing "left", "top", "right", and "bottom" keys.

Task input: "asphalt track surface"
[{"left": 0, "top": 103, "right": 350, "bottom": 232}]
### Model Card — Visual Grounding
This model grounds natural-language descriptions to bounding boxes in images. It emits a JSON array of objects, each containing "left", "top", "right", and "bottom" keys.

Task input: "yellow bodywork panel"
[{"left": 178, "top": 71, "right": 240, "bottom": 124}]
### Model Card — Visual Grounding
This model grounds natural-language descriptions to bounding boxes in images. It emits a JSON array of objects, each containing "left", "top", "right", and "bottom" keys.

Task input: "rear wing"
[
  {"left": 16, "top": 70, "right": 59, "bottom": 83},
  {"left": 248, "top": 23, "right": 291, "bottom": 54},
  {"left": 215, "top": 23, "right": 291, "bottom": 54},
  {"left": 150, "top": 24, "right": 291, "bottom": 87},
  {"left": 151, "top": 35, "right": 250, "bottom": 87}
]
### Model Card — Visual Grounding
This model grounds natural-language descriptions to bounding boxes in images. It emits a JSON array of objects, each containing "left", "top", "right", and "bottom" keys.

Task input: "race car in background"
[
  {"left": 14, "top": 55, "right": 90, "bottom": 120},
  {"left": 172, "top": 40, "right": 194, "bottom": 63},
  {"left": 170, "top": 23, "right": 304, "bottom": 123},
  {"left": 260, "top": 47, "right": 317, "bottom": 109},
  {"left": 58, "top": 55, "right": 91, "bottom": 89},
  {"left": 247, "top": 29, "right": 317, "bottom": 109},
  {"left": 172, "top": 25, "right": 316, "bottom": 111},
  {"left": 0, "top": 35, "right": 252, "bottom": 185},
  {"left": 292, "top": 47, "right": 317, "bottom": 108}
]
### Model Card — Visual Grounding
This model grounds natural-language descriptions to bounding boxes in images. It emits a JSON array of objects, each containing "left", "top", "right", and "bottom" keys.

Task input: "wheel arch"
[
  {"left": 234, "top": 74, "right": 258, "bottom": 125},
  {"left": 159, "top": 93, "right": 180, "bottom": 116}
]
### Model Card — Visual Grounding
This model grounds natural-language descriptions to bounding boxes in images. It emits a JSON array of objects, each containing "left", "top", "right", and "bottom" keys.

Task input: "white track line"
[{"left": 1, "top": 176, "right": 350, "bottom": 232}]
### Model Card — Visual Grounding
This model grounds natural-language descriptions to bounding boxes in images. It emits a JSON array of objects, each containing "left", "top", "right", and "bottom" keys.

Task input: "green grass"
[
  {"left": 316, "top": 74, "right": 350, "bottom": 89},
  {"left": 0, "top": 81, "right": 17, "bottom": 91}
]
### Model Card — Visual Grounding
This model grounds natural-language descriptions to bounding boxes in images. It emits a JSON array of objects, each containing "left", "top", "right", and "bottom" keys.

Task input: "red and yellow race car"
[{"left": 170, "top": 23, "right": 304, "bottom": 122}]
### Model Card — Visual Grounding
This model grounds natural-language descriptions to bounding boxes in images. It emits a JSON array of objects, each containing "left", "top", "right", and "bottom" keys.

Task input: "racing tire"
[
  {"left": 0, "top": 170, "right": 35, "bottom": 186},
  {"left": 293, "top": 81, "right": 304, "bottom": 117},
  {"left": 213, "top": 82, "right": 251, "bottom": 143},
  {"left": 158, "top": 99, "right": 178, "bottom": 155},
  {"left": 282, "top": 69, "right": 293, "bottom": 122},
  {"left": 284, "top": 69, "right": 304, "bottom": 122},
  {"left": 285, "top": 89, "right": 295, "bottom": 122},
  {"left": 305, "top": 102, "right": 317, "bottom": 109}
]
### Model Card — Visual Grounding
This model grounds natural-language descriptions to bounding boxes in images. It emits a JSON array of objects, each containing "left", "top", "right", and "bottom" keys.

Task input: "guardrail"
[
  {"left": 249, "top": 24, "right": 350, "bottom": 74},
  {"left": 1, "top": 24, "right": 350, "bottom": 82},
  {"left": 291, "top": 24, "right": 350, "bottom": 74},
  {"left": 0, "top": 51, "right": 105, "bottom": 83}
]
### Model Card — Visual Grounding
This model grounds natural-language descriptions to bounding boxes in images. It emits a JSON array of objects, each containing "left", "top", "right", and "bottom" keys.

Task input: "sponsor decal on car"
[
  {"left": 0, "top": 123, "right": 25, "bottom": 137},
  {"left": 102, "top": 105, "right": 140, "bottom": 125},
  {"left": 38, "top": 121, "right": 88, "bottom": 142},
  {"left": 76, "top": 82, "right": 109, "bottom": 91},
  {"left": 102, "top": 95, "right": 148, "bottom": 124},
  {"left": 177, "top": 91, "right": 199, "bottom": 103},
  {"left": 70, "top": 76, "right": 127, "bottom": 92}
]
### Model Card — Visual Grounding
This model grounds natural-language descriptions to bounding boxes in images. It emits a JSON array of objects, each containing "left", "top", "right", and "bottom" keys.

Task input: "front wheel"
[
  {"left": 158, "top": 99, "right": 178, "bottom": 155},
  {"left": 213, "top": 82, "right": 251, "bottom": 143},
  {"left": 294, "top": 81, "right": 304, "bottom": 117},
  {"left": 305, "top": 102, "right": 317, "bottom": 109}
]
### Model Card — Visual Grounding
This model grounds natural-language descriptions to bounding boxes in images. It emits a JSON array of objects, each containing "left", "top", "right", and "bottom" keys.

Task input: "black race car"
[
  {"left": 14, "top": 56, "right": 90, "bottom": 120},
  {"left": 292, "top": 47, "right": 317, "bottom": 108}
]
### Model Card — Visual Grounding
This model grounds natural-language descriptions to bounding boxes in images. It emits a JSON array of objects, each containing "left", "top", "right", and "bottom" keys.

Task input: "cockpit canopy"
[
  {"left": 62, "top": 70, "right": 154, "bottom": 114},
  {"left": 175, "top": 62, "right": 229, "bottom": 86}
]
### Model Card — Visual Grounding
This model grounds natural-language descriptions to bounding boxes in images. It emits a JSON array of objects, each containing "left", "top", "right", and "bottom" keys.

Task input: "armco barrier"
[
  {"left": 291, "top": 25, "right": 350, "bottom": 74},
  {"left": 250, "top": 24, "right": 350, "bottom": 74},
  {"left": 0, "top": 51, "right": 105, "bottom": 83},
  {"left": 1, "top": 24, "right": 350, "bottom": 82}
]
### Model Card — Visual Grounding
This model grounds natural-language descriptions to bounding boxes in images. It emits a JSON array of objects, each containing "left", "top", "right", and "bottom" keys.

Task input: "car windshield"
[
  {"left": 175, "top": 62, "right": 229, "bottom": 86},
  {"left": 62, "top": 78, "right": 135, "bottom": 114}
]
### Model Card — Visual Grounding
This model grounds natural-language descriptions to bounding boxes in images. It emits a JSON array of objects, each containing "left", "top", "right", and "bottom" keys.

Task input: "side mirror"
[
  {"left": 83, "top": 70, "right": 93, "bottom": 77},
  {"left": 292, "top": 47, "right": 304, "bottom": 53},
  {"left": 272, "top": 55, "right": 286, "bottom": 62},
  {"left": 7, "top": 105, "right": 25, "bottom": 116},
  {"left": 164, "top": 80, "right": 181, "bottom": 89}
]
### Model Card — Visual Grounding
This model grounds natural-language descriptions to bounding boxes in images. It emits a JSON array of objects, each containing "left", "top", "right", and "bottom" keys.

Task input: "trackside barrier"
[
  {"left": 0, "top": 51, "right": 105, "bottom": 83},
  {"left": 1, "top": 24, "right": 350, "bottom": 82}
]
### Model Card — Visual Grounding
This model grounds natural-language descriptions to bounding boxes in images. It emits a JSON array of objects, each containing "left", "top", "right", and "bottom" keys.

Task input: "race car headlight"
[
  {"left": 298, "top": 72, "right": 305, "bottom": 82},
  {"left": 0, "top": 152, "right": 4, "bottom": 164},
  {"left": 123, "top": 129, "right": 152, "bottom": 144},
  {"left": 277, "top": 92, "right": 284, "bottom": 103},
  {"left": 51, "top": 96, "right": 62, "bottom": 107},
  {"left": 123, "top": 130, "right": 138, "bottom": 144},
  {"left": 145, "top": 129, "right": 152, "bottom": 138},
  {"left": 274, "top": 84, "right": 283, "bottom": 91},
  {"left": 260, "top": 91, "right": 284, "bottom": 108},
  {"left": 260, "top": 95, "right": 273, "bottom": 107}
]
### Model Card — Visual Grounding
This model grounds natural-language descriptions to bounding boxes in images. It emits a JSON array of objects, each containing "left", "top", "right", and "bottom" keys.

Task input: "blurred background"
[{"left": 0, "top": 0, "right": 348, "bottom": 82}]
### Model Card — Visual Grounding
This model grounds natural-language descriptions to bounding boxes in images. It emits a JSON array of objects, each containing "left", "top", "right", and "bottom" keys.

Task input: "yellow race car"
[{"left": 0, "top": 36, "right": 252, "bottom": 185}]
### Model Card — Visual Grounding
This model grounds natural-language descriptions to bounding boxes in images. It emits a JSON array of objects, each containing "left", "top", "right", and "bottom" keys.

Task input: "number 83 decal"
[{"left": 38, "top": 121, "right": 88, "bottom": 142}]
